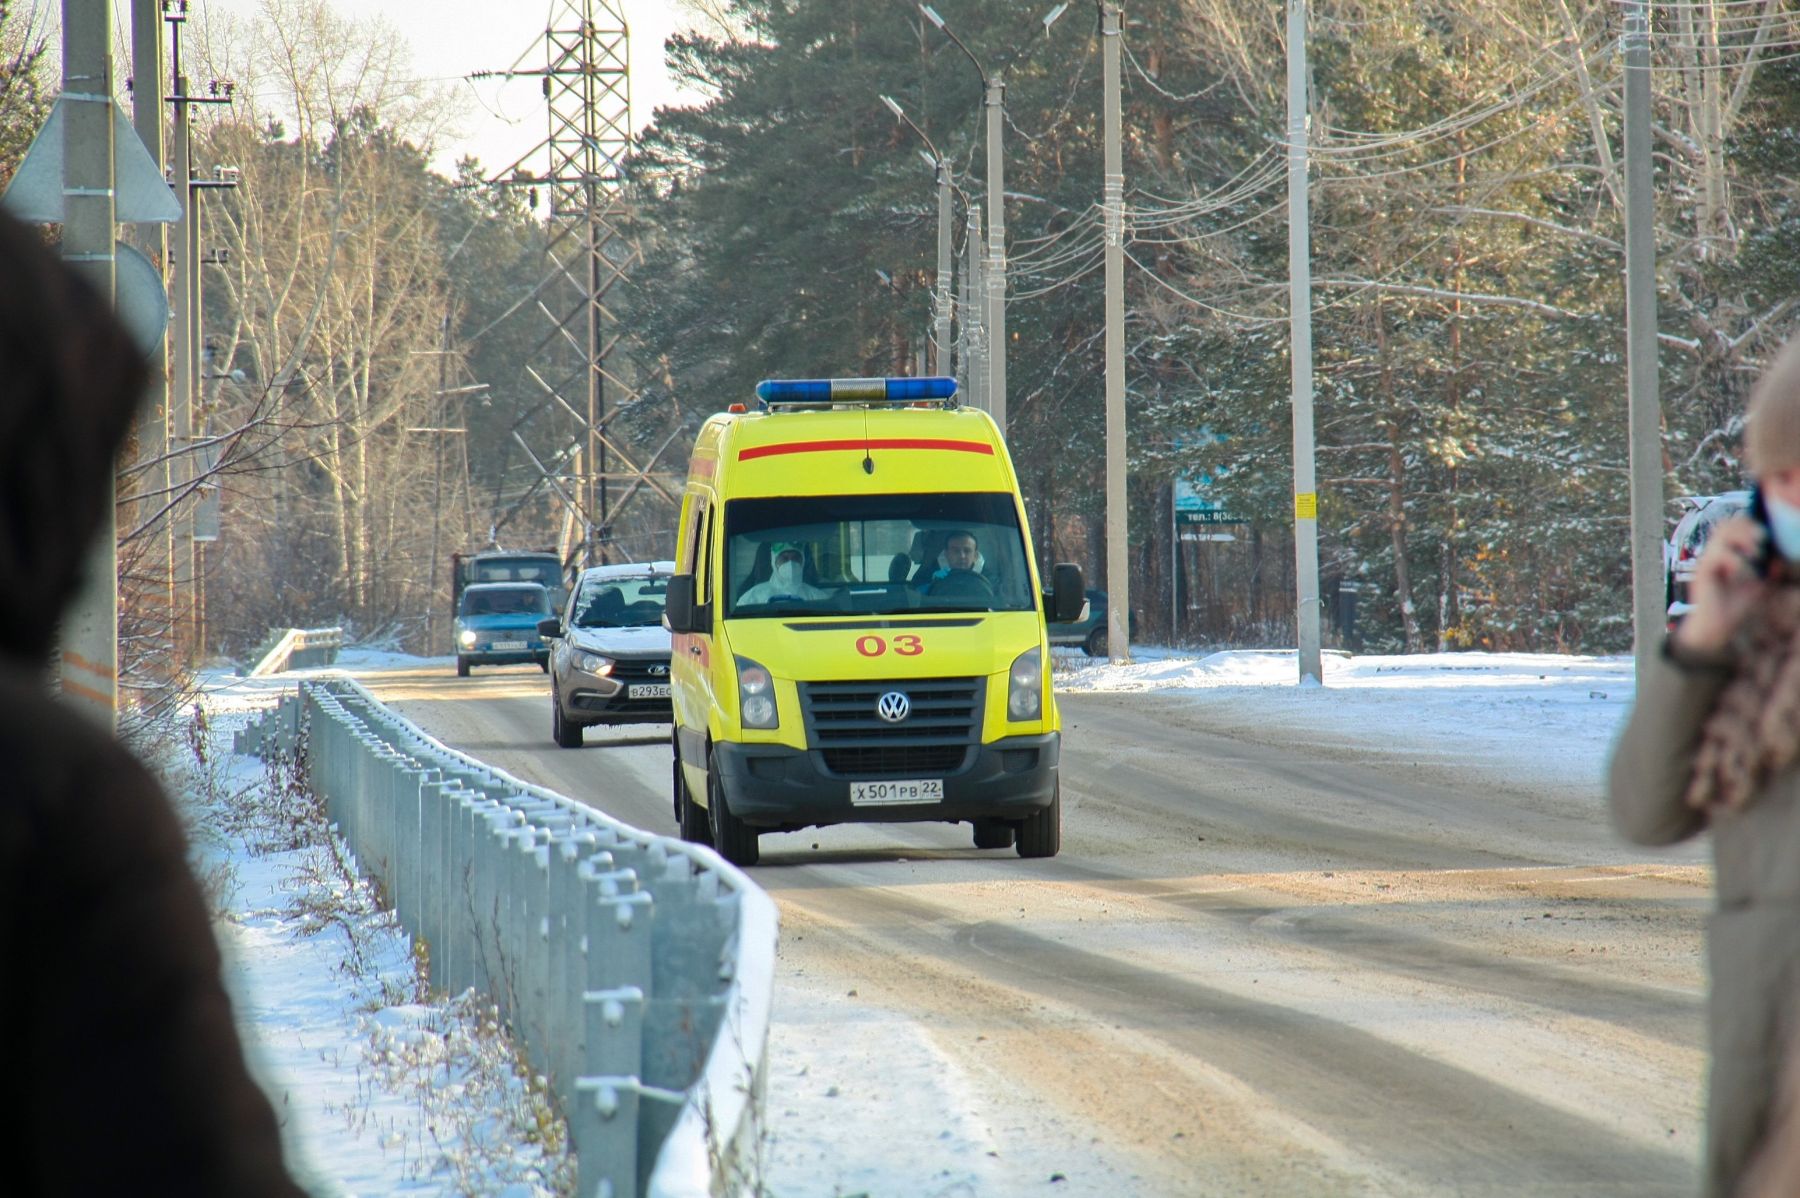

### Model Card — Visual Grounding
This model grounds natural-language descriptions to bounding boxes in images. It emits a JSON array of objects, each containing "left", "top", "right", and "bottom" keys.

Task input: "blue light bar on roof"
[{"left": 754, "top": 376, "right": 959, "bottom": 404}]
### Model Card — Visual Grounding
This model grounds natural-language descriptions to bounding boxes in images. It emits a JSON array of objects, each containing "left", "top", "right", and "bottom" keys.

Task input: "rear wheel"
[
  {"left": 1083, "top": 627, "right": 1106, "bottom": 658},
  {"left": 972, "top": 818, "right": 1015, "bottom": 850},
  {"left": 456, "top": 655, "right": 470, "bottom": 678},
  {"left": 1016, "top": 782, "right": 1061, "bottom": 859},
  {"left": 552, "top": 690, "right": 583, "bottom": 748},
  {"left": 676, "top": 752, "right": 712, "bottom": 845},
  {"left": 707, "top": 751, "right": 760, "bottom": 866}
]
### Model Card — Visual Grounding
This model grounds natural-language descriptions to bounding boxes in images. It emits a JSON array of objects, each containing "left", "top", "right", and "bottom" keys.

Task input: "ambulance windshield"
[{"left": 723, "top": 493, "right": 1034, "bottom": 617}]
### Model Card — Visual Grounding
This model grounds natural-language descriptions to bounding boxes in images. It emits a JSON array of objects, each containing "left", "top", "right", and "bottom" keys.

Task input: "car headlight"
[
  {"left": 457, "top": 629, "right": 477, "bottom": 647},
  {"left": 737, "top": 656, "right": 778, "bottom": 729},
  {"left": 1008, "top": 647, "right": 1043, "bottom": 721},
  {"left": 572, "top": 649, "right": 614, "bottom": 675}
]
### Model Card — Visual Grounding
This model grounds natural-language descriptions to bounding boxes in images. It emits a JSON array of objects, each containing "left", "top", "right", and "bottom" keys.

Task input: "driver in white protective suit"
[{"left": 738, "top": 540, "right": 833, "bottom": 605}]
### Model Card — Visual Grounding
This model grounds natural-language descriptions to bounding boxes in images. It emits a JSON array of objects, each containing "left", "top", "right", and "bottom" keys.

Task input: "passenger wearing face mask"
[
  {"left": 1609, "top": 336, "right": 1800, "bottom": 1198},
  {"left": 738, "top": 541, "right": 833, "bottom": 605}
]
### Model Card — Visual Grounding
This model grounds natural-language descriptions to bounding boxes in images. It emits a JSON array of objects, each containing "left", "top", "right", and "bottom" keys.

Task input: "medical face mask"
[
  {"left": 772, "top": 559, "right": 804, "bottom": 591},
  {"left": 1764, "top": 492, "right": 1800, "bottom": 562}
]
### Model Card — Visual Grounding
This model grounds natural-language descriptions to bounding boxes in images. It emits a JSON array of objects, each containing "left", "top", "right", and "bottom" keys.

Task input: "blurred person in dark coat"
[
  {"left": 0, "top": 210, "right": 306, "bottom": 1194},
  {"left": 1609, "top": 336, "right": 1800, "bottom": 1198}
]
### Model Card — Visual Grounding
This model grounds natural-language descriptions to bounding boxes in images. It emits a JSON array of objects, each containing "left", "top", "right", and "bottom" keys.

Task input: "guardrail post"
[
  {"left": 501, "top": 823, "right": 538, "bottom": 1029},
  {"left": 549, "top": 831, "right": 603, "bottom": 1108},
  {"left": 573, "top": 1077, "right": 640, "bottom": 1198}
]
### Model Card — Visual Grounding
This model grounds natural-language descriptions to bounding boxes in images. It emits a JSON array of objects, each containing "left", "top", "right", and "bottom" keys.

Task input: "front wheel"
[
  {"left": 707, "top": 752, "right": 760, "bottom": 866},
  {"left": 1016, "top": 782, "right": 1061, "bottom": 859},
  {"left": 552, "top": 690, "right": 583, "bottom": 748},
  {"left": 456, "top": 655, "right": 471, "bottom": 678},
  {"left": 538, "top": 656, "right": 550, "bottom": 674}
]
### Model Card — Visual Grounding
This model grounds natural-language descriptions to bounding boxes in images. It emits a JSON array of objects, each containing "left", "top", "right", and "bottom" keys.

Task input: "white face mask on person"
[
  {"left": 771, "top": 559, "right": 805, "bottom": 591},
  {"left": 1764, "top": 491, "right": 1800, "bottom": 562}
]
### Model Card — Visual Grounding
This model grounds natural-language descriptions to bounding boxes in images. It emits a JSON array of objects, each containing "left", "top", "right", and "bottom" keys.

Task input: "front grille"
[
  {"left": 801, "top": 677, "right": 983, "bottom": 778},
  {"left": 822, "top": 744, "right": 970, "bottom": 775},
  {"left": 610, "top": 657, "right": 672, "bottom": 683}
]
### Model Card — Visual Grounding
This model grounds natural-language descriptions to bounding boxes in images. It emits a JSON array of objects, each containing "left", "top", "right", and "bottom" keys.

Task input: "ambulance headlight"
[
  {"left": 737, "top": 656, "right": 779, "bottom": 729},
  {"left": 1007, "top": 647, "right": 1043, "bottom": 721}
]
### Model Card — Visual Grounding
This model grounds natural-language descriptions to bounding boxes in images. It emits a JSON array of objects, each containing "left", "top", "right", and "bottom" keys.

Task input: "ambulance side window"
[
  {"left": 676, "top": 492, "right": 705, "bottom": 590},
  {"left": 687, "top": 498, "right": 713, "bottom": 606}
]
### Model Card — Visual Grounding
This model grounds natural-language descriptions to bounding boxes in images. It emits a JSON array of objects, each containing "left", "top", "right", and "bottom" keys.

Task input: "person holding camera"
[{"left": 1609, "top": 337, "right": 1800, "bottom": 1198}]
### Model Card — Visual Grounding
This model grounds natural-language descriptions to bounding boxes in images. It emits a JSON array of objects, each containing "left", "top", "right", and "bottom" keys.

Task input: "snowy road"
[{"left": 357, "top": 659, "right": 1708, "bottom": 1197}]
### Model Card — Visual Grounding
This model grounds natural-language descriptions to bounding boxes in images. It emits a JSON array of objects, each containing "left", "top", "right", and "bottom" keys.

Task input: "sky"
[{"left": 120, "top": 0, "right": 707, "bottom": 178}]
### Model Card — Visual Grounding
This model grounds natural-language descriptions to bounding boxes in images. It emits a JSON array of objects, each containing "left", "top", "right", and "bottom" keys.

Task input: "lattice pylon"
[{"left": 483, "top": 0, "right": 682, "bottom": 568}]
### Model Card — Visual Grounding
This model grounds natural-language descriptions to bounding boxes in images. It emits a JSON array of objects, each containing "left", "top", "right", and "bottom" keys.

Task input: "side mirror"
[
  {"left": 665, "top": 574, "right": 701, "bottom": 634},
  {"left": 537, "top": 617, "right": 562, "bottom": 639},
  {"left": 1051, "top": 563, "right": 1085, "bottom": 623}
]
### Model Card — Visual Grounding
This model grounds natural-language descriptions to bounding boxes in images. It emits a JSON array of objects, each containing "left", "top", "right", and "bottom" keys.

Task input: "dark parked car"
[
  {"left": 540, "top": 562, "right": 676, "bottom": 746},
  {"left": 1047, "top": 587, "right": 1135, "bottom": 657}
]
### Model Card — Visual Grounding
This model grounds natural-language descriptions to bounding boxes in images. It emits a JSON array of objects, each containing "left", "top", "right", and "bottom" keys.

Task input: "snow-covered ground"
[
  {"left": 183, "top": 644, "right": 1643, "bottom": 1195},
  {"left": 1054, "top": 646, "right": 1633, "bottom": 795}
]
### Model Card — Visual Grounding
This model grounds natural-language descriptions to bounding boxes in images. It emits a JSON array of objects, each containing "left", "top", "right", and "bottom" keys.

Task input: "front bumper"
[
  {"left": 712, "top": 732, "right": 1058, "bottom": 829},
  {"left": 461, "top": 643, "right": 546, "bottom": 665},
  {"left": 567, "top": 674, "right": 673, "bottom": 725}
]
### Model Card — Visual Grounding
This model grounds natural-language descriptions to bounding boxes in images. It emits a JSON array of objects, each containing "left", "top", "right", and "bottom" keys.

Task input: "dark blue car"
[{"left": 454, "top": 582, "right": 553, "bottom": 676}]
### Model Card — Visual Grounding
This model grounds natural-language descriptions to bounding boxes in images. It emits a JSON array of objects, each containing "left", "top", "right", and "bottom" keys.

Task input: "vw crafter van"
[{"left": 664, "top": 377, "right": 1085, "bottom": 866}]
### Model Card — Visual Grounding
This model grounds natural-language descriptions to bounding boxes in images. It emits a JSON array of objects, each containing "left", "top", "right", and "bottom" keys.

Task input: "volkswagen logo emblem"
[
  {"left": 875, "top": 691, "right": 911, "bottom": 724},
  {"left": 647, "top": 663, "right": 669, "bottom": 677}
]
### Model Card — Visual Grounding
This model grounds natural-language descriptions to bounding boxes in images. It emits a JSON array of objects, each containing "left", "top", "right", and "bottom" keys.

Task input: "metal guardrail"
[
  {"left": 235, "top": 678, "right": 779, "bottom": 1198},
  {"left": 248, "top": 626, "right": 345, "bottom": 676}
]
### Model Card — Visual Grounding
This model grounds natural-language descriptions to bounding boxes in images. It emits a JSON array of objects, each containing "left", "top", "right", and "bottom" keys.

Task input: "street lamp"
[
  {"left": 880, "top": 94, "right": 958, "bottom": 378},
  {"left": 918, "top": 2, "right": 1069, "bottom": 435}
]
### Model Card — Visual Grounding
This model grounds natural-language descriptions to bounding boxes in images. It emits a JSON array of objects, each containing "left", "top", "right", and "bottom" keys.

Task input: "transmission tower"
[{"left": 481, "top": 0, "right": 681, "bottom": 568}]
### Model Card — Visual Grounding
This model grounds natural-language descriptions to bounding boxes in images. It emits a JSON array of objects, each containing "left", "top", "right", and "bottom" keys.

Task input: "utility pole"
[
  {"left": 919, "top": 3, "right": 1070, "bottom": 432},
  {"left": 1101, "top": 0, "right": 1130, "bottom": 663},
  {"left": 877, "top": 96, "right": 956, "bottom": 379},
  {"left": 965, "top": 204, "right": 988, "bottom": 415},
  {"left": 934, "top": 157, "right": 954, "bottom": 376},
  {"left": 131, "top": 0, "right": 170, "bottom": 682},
  {"left": 59, "top": 0, "right": 119, "bottom": 723},
  {"left": 428, "top": 305, "right": 451, "bottom": 655},
  {"left": 1286, "top": 0, "right": 1323, "bottom": 685},
  {"left": 166, "top": 0, "right": 194, "bottom": 664},
  {"left": 984, "top": 78, "right": 1007, "bottom": 432},
  {"left": 1623, "top": 0, "right": 1662, "bottom": 681}
]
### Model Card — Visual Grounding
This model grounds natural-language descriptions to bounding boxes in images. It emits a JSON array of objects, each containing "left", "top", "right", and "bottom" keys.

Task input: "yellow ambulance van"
[{"left": 664, "top": 377, "right": 1085, "bottom": 866}]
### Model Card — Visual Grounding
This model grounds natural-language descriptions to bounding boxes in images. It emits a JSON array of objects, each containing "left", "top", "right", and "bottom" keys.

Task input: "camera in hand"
[{"left": 1749, "top": 484, "right": 1778, "bottom": 577}]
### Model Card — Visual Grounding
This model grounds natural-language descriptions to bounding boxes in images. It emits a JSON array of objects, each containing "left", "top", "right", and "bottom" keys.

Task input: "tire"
[
  {"left": 1016, "top": 782, "right": 1061, "bottom": 859},
  {"left": 456, "top": 655, "right": 470, "bottom": 677},
  {"left": 676, "top": 752, "right": 712, "bottom": 845},
  {"left": 1083, "top": 627, "right": 1106, "bottom": 658},
  {"left": 552, "top": 690, "right": 583, "bottom": 748},
  {"left": 707, "top": 751, "right": 760, "bottom": 866},
  {"left": 972, "top": 818, "right": 1014, "bottom": 850},
  {"left": 538, "top": 656, "right": 550, "bottom": 674}
]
